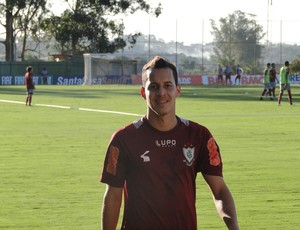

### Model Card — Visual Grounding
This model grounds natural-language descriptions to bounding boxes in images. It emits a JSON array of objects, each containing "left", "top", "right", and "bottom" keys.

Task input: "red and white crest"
[{"left": 183, "top": 146, "right": 195, "bottom": 166}]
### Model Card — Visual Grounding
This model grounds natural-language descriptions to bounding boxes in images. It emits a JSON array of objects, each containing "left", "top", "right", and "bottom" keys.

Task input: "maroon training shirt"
[
  {"left": 101, "top": 116, "right": 223, "bottom": 230},
  {"left": 24, "top": 72, "right": 34, "bottom": 90}
]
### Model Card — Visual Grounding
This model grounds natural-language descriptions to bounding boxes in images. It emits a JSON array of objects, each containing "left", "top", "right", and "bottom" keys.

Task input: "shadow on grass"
[
  {"left": 1, "top": 85, "right": 299, "bottom": 102},
  {"left": 0, "top": 85, "right": 140, "bottom": 99},
  {"left": 180, "top": 85, "right": 265, "bottom": 101}
]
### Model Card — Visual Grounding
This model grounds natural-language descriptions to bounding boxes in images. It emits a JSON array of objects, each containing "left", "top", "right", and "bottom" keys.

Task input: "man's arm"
[
  {"left": 101, "top": 185, "right": 123, "bottom": 230},
  {"left": 286, "top": 67, "right": 290, "bottom": 83},
  {"left": 203, "top": 174, "right": 239, "bottom": 230}
]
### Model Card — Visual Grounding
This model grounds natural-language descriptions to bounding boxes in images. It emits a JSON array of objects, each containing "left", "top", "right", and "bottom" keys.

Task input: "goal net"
[{"left": 83, "top": 53, "right": 138, "bottom": 85}]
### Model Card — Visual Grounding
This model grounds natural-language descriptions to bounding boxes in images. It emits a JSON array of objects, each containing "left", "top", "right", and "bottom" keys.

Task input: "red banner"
[{"left": 130, "top": 74, "right": 300, "bottom": 85}]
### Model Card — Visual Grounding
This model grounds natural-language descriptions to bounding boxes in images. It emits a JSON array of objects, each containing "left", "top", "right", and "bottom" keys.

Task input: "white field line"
[
  {"left": 1, "top": 99, "right": 298, "bottom": 117},
  {"left": 0, "top": 99, "right": 25, "bottom": 105},
  {"left": 188, "top": 113, "right": 300, "bottom": 117},
  {"left": 78, "top": 107, "right": 142, "bottom": 116},
  {"left": 36, "top": 104, "right": 71, "bottom": 109},
  {"left": 0, "top": 99, "right": 143, "bottom": 117}
]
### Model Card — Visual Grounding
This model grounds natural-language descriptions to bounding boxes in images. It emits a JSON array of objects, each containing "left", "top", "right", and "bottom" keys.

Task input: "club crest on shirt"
[{"left": 183, "top": 145, "right": 195, "bottom": 166}]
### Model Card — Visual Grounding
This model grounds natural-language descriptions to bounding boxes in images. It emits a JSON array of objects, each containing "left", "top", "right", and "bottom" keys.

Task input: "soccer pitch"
[{"left": 0, "top": 85, "right": 299, "bottom": 229}]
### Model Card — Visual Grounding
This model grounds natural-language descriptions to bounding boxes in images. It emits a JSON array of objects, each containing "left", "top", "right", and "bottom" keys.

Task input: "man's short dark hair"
[
  {"left": 142, "top": 56, "right": 178, "bottom": 86},
  {"left": 26, "top": 66, "right": 32, "bottom": 72}
]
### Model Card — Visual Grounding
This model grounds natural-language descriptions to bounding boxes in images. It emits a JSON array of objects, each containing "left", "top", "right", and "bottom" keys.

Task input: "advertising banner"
[{"left": 1, "top": 74, "right": 300, "bottom": 85}]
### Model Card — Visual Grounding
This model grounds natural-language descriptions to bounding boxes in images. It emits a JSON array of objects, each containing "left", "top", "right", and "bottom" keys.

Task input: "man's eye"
[
  {"left": 148, "top": 85, "right": 158, "bottom": 90},
  {"left": 165, "top": 84, "right": 173, "bottom": 89}
]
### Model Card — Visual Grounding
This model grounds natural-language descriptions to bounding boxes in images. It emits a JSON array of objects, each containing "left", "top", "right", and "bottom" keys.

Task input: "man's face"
[{"left": 141, "top": 68, "right": 180, "bottom": 117}]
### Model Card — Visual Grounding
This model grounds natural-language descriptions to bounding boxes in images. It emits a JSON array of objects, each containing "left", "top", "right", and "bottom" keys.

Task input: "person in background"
[
  {"left": 24, "top": 66, "right": 35, "bottom": 106},
  {"left": 269, "top": 63, "right": 279, "bottom": 100},
  {"left": 278, "top": 61, "right": 293, "bottom": 106},
  {"left": 224, "top": 64, "right": 232, "bottom": 85},
  {"left": 260, "top": 63, "right": 271, "bottom": 100},
  {"left": 100, "top": 56, "right": 239, "bottom": 230},
  {"left": 41, "top": 67, "right": 48, "bottom": 85},
  {"left": 234, "top": 64, "right": 243, "bottom": 85},
  {"left": 217, "top": 64, "right": 224, "bottom": 85}
]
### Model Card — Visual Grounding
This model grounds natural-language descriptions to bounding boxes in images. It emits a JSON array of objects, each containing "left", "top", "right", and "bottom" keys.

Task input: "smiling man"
[{"left": 100, "top": 56, "right": 239, "bottom": 230}]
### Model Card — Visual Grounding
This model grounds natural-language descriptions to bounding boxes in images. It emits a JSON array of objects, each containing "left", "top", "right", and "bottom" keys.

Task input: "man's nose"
[{"left": 156, "top": 86, "right": 167, "bottom": 95}]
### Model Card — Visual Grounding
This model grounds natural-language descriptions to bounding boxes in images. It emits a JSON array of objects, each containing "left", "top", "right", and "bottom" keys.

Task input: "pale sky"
[
  {"left": 49, "top": 0, "right": 300, "bottom": 45},
  {"left": 121, "top": 0, "right": 299, "bottom": 45}
]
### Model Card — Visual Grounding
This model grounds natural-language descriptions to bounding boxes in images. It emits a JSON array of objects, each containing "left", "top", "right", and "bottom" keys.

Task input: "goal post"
[
  {"left": 83, "top": 53, "right": 92, "bottom": 85},
  {"left": 83, "top": 53, "right": 139, "bottom": 85}
]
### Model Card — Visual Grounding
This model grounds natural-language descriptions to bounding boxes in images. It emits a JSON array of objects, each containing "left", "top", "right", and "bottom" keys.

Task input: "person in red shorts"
[
  {"left": 100, "top": 56, "right": 239, "bottom": 230},
  {"left": 24, "top": 66, "right": 35, "bottom": 106}
]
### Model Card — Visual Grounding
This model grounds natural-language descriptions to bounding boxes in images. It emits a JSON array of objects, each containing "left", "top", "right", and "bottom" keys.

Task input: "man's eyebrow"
[{"left": 149, "top": 81, "right": 173, "bottom": 84}]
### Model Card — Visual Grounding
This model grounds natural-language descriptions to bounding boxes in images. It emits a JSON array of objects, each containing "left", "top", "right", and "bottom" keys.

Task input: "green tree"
[
  {"left": 41, "top": 0, "right": 162, "bottom": 55},
  {"left": 210, "top": 10, "right": 265, "bottom": 73},
  {"left": 290, "top": 57, "right": 300, "bottom": 74},
  {"left": 16, "top": 1, "right": 48, "bottom": 60},
  {"left": 0, "top": 0, "right": 48, "bottom": 61}
]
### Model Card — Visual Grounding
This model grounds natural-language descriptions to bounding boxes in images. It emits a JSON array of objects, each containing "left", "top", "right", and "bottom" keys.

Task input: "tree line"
[
  {"left": 1, "top": 1, "right": 299, "bottom": 73},
  {"left": 0, "top": 0, "right": 161, "bottom": 61}
]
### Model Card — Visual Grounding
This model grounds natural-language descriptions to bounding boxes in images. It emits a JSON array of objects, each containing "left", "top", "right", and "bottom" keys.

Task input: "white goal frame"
[{"left": 83, "top": 53, "right": 138, "bottom": 85}]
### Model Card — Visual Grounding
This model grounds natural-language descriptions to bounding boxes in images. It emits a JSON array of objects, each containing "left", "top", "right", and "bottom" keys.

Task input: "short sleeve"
[
  {"left": 196, "top": 128, "right": 223, "bottom": 177},
  {"left": 100, "top": 132, "right": 129, "bottom": 187}
]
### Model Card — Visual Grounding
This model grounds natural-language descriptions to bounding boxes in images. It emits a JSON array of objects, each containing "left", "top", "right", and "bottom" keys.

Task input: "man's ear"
[
  {"left": 140, "top": 87, "right": 146, "bottom": 99},
  {"left": 176, "top": 84, "right": 181, "bottom": 97}
]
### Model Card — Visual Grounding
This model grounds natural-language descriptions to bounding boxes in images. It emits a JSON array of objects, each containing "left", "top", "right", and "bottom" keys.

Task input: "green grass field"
[{"left": 1, "top": 85, "right": 299, "bottom": 229}]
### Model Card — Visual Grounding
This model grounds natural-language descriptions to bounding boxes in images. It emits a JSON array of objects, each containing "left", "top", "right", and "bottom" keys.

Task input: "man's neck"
[{"left": 146, "top": 113, "right": 178, "bottom": 132}]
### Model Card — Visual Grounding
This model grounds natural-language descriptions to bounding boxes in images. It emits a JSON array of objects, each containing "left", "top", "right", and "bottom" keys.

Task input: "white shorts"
[
  {"left": 27, "top": 89, "right": 34, "bottom": 95},
  {"left": 280, "top": 84, "right": 291, "bottom": 91}
]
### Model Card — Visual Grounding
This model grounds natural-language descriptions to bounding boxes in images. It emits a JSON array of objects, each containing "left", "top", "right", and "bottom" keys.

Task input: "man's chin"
[{"left": 154, "top": 110, "right": 170, "bottom": 117}]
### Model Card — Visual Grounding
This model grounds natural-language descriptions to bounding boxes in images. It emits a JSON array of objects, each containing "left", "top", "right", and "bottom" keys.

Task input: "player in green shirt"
[
  {"left": 278, "top": 61, "right": 293, "bottom": 106},
  {"left": 259, "top": 63, "right": 271, "bottom": 100}
]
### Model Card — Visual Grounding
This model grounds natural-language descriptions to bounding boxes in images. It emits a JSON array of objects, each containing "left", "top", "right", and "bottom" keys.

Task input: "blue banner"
[{"left": 0, "top": 76, "right": 84, "bottom": 85}]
